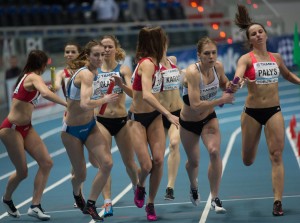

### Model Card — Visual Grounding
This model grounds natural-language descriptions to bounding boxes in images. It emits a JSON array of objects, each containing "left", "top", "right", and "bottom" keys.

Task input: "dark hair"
[
  {"left": 197, "top": 36, "right": 217, "bottom": 54},
  {"left": 100, "top": 35, "right": 126, "bottom": 62},
  {"left": 135, "top": 26, "right": 167, "bottom": 64},
  {"left": 64, "top": 41, "right": 82, "bottom": 53},
  {"left": 234, "top": 4, "right": 267, "bottom": 47},
  {"left": 67, "top": 40, "right": 102, "bottom": 70},
  {"left": 15, "top": 50, "right": 48, "bottom": 86}
]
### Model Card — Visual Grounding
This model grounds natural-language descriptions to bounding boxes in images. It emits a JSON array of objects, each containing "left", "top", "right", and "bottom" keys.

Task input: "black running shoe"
[
  {"left": 83, "top": 203, "right": 103, "bottom": 222},
  {"left": 164, "top": 187, "right": 175, "bottom": 200},
  {"left": 273, "top": 200, "right": 284, "bottom": 216},
  {"left": 2, "top": 197, "right": 20, "bottom": 218},
  {"left": 211, "top": 197, "right": 226, "bottom": 214},
  {"left": 73, "top": 191, "right": 86, "bottom": 212}
]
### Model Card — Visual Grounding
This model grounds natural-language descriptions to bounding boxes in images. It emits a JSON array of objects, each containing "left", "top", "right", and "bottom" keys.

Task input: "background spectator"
[
  {"left": 5, "top": 55, "right": 21, "bottom": 80},
  {"left": 92, "top": 0, "right": 120, "bottom": 22},
  {"left": 128, "top": 0, "right": 147, "bottom": 22}
]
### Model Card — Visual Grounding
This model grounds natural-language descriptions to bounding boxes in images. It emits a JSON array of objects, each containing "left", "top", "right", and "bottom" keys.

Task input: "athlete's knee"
[
  {"left": 102, "top": 158, "right": 113, "bottom": 172},
  {"left": 152, "top": 156, "right": 164, "bottom": 167},
  {"left": 208, "top": 147, "right": 220, "bottom": 160},
  {"left": 74, "top": 170, "right": 87, "bottom": 183},
  {"left": 186, "top": 158, "right": 199, "bottom": 169},
  {"left": 16, "top": 167, "right": 28, "bottom": 180},
  {"left": 140, "top": 161, "right": 152, "bottom": 174},
  {"left": 270, "top": 149, "right": 283, "bottom": 164},
  {"left": 40, "top": 158, "right": 53, "bottom": 171},
  {"left": 169, "top": 138, "right": 180, "bottom": 151}
]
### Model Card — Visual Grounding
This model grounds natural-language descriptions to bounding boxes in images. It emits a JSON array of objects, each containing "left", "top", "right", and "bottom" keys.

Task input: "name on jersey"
[{"left": 257, "top": 68, "right": 278, "bottom": 77}]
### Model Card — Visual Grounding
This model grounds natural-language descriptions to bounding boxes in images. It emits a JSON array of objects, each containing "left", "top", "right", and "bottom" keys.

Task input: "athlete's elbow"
[{"left": 80, "top": 101, "right": 90, "bottom": 111}]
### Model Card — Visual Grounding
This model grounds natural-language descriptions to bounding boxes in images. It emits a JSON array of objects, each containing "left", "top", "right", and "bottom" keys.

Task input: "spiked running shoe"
[
  {"left": 2, "top": 197, "right": 20, "bottom": 218},
  {"left": 83, "top": 203, "right": 103, "bottom": 222},
  {"left": 190, "top": 188, "right": 200, "bottom": 206},
  {"left": 73, "top": 191, "right": 86, "bottom": 212},
  {"left": 27, "top": 204, "right": 50, "bottom": 221},
  {"left": 134, "top": 185, "right": 146, "bottom": 208},
  {"left": 273, "top": 200, "right": 284, "bottom": 216},
  {"left": 164, "top": 187, "right": 175, "bottom": 200},
  {"left": 145, "top": 203, "right": 157, "bottom": 221},
  {"left": 103, "top": 203, "right": 113, "bottom": 217},
  {"left": 211, "top": 197, "right": 227, "bottom": 214}
]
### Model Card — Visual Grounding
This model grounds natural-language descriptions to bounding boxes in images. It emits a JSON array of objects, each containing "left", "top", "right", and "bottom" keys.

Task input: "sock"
[
  {"left": 104, "top": 199, "right": 111, "bottom": 204},
  {"left": 87, "top": 200, "right": 95, "bottom": 206}
]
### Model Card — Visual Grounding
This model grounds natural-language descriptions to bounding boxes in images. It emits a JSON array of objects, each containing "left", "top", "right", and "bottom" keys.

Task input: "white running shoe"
[
  {"left": 28, "top": 205, "right": 50, "bottom": 221},
  {"left": 211, "top": 197, "right": 227, "bottom": 214},
  {"left": 2, "top": 196, "right": 20, "bottom": 218},
  {"left": 190, "top": 188, "right": 200, "bottom": 206}
]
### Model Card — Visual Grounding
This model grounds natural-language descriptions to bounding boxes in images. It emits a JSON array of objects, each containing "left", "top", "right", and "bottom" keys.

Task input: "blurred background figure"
[
  {"left": 128, "top": 0, "right": 147, "bottom": 22},
  {"left": 92, "top": 0, "right": 120, "bottom": 22},
  {"left": 5, "top": 56, "right": 21, "bottom": 80}
]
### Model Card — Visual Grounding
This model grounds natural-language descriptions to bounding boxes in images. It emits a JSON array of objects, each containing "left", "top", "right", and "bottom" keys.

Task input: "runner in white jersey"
[{"left": 180, "top": 36, "right": 236, "bottom": 214}]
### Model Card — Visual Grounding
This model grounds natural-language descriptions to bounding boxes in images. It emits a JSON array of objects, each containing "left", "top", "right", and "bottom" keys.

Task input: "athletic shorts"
[
  {"left": 62, "top": 118, "right": 96, "bottom": 143},
  {"left": 162, "top": 109, "right": 181, "bottom": 130},
  {"left": 179, "top": 111, "right": 217, "bottom": 136},
  {"left": 0, "top": 118, "right": 32, "bottom": 139},
  {"left": 128, "top": 110, "right": 161, "bottom": 129},
  {"left": 244, "top": 106, "right": 281, "bottom": 125},
  {"left": 96, "top": 116, "right": 127, "bottom": 136}
]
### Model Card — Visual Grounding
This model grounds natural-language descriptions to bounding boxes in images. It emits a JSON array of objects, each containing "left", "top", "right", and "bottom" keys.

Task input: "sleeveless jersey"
[
  {"left": 96, "top": 64, "right": 124, "bottom": 97},
  {"left": 132, "top": 58, "right": 162, "bottom": 94},
  {"left": 244, "top": 52, "right": 279, "bottom": 84},
  {"left": 160, "top": 58, "right": 181, "bottom": 91},
  {"left": 13, "top": 73, "right": 40, "bottom": 106},
  {"left": 182, "top": 63, "right": 219, "bottom": 105},
  {"left": 67, "top": 67, "right": 99, "bottom": 100}
]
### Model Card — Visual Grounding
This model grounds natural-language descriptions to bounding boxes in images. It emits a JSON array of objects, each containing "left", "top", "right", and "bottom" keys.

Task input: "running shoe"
[
  {"left": 273, "top": 200, "right": 284, "bottom": 216},
  {"left": 134, "top": 185, "right": 146, "bottom": 208},
  {"left": 145, "top": 203, "right": 157, "bottom": 221},
  {"left": 27, "top": 204, "right": 50, "bottom": 221},
  {"left": 2, "top": 197, "right": 20, "bottom": 218},
  {"left": 211, "top": 197, "right": 227, "bottom": 214},
  {"left": 73, "top": 191, "right": 86, "bottom": 212},
  {"left": 83, "top": 203, "right": 103, "bottom": 222},
  {"left": 164, "top": 187, "right": 175, "bottom": 200},
  {"left": 103, "top": 202, "right": 113, "bottom": 217},
  {"left": 190, "top": 188, "right": 200, "bottom": 206}
]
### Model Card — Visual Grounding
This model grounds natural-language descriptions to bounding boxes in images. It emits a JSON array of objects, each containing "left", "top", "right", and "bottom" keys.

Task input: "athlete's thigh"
[
  {"left": 128, "top": 120, "right": 150, "bottom": 164},
  {"left": 24, "top": 128, "right": 51, "bottom": 163},
  {"left": 264, "top": 112, "right": 285, "bottom": 153},
  {"left": 241, "top": 112, "right": 262, "bottom": 152},
  {"left": 147, "top": 115, "right": 166, "bottom": 159},
  {"left": 115, "top": 123, "right": 135, "bottom": 162},
  {"left": 179, "top": 125, "right": 200, "bottom": 163},
  {"left": 85, "top": 126, "right": 111, "bottom": 166},
  {"left": 0, "top": 128, "right": 27, "bottom": 170},
  {"left": 168, "top": 123, "right": 181, "bottom": 145},
  {"left": 201, "top": 118, "right": 220, "bottom": 152},
  {"left": 61, "top": 131, "right": 86, "bottom": 170}
]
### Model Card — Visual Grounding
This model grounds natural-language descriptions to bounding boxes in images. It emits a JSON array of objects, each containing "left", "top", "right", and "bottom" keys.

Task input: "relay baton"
[
  {"left": 50, "top": 67, "right": 56, "bottom": 89},
  {"left": 99, "top": 80, "right": 115, "bottom": 115},
  {"left": 219, "top": 76, "right": 240, "bottom": 107}
]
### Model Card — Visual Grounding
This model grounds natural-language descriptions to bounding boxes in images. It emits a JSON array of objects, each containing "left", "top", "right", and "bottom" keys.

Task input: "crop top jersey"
[
  {"left": 132, "top": 58, "right": 162, "bottom": 94},
  {"left": 66, "top": 67, "right": 99, "bottom": 100},
  {"left": 182, "top": 62, "right": 219, "bottom": 105},
  {"left": 244, "top": 52, "right": 279, "bottom": 84},
  {"left": 13, "top": 73, "right": 40, "bottom": 106},
  {"left": 96, "top": 64, "right": 124, "bottom": 97},
  {"left": 160, "top": 58, "right": 181, "bottom": 91}
]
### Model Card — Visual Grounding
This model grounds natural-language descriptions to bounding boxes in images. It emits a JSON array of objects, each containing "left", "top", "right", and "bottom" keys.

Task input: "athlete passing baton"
[{"left": 99, "top": 79, "right": 115, "bottom": 115}]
